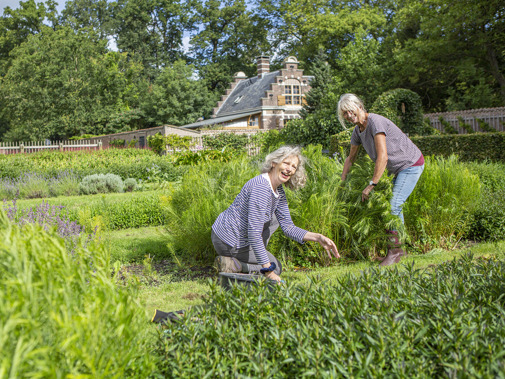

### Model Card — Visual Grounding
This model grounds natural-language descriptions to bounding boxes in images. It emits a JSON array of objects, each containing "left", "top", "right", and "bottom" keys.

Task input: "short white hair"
[
  {"left": 261, "top": 145, "right": 306, "bottom": 190},
  {"left": 337, "top": 93, "right": 366, "bottom": 129}
]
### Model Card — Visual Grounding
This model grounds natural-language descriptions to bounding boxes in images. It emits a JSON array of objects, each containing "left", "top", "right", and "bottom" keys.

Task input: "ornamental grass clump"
[
  {"left": 165, "top": 154, "right": 258, "bottom": 262},
  {"left": 0, "top": 211, "right": 158, "bottom": 377},
  {"left": 270, "top": 145, "right": 399, "bottom": 266},
  {"left": 403, "top": 155, "right": 481, "bottom": 251},
  {"left": 155, "top": 253, "right": 505, "bottom": 378}
]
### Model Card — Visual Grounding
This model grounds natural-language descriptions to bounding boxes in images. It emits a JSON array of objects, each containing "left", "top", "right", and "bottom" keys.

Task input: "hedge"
[{"left": 330, "top": 132, "right": 505, "bottom": 162}]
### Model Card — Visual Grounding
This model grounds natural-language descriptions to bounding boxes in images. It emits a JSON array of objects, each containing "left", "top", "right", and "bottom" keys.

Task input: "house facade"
[{"left": 182, "top": 56, "right": 313, "bottom": 130}]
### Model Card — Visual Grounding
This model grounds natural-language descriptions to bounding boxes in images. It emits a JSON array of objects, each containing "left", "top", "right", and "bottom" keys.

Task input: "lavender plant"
[
  {"left": 2, "top": 199, "right": 93, "bottom": 254},
  {"left": 0, "top": 170, "right": 79, "bottom": 200}
]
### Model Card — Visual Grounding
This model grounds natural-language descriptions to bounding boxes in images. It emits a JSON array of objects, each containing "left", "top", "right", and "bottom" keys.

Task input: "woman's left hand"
[
  {"left": 316, "top": 234, "right": 340, "bottom": 259},
  {"left": 303, "top": 232, "right": 340, "bottom": 259}
]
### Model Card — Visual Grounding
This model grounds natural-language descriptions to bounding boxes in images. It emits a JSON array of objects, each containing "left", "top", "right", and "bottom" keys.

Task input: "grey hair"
[
  {"left": 261, "top": 145, "right": 307, "bottom": 190},
  {"left": 337, "top": 93, "right": 367, "bottom": 129}
]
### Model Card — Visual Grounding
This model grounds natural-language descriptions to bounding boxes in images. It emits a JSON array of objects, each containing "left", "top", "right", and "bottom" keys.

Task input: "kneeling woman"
[{"left": 211, "top": 145, "right": 340, "bottom": 282}]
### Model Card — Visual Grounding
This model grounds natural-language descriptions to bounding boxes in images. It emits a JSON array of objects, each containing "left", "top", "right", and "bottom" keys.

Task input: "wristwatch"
[{"left": 369, "top": 180, "right": 377, "bottom": 186}]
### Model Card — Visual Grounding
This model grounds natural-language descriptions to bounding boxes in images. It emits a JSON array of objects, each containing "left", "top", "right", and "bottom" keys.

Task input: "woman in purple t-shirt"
[{"left": 337, "top": 93, "right": 425, "bottom": 267}]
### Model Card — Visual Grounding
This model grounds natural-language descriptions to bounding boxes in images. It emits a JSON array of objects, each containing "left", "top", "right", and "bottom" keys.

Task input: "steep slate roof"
[{"left": 215, "top": 71, "right": 280, "bottom": 116}]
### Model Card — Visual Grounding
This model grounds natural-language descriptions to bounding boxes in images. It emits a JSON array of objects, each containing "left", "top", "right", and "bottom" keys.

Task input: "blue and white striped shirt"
[{"left": 212, "top": 174, "right": 307, "bottom": 265}]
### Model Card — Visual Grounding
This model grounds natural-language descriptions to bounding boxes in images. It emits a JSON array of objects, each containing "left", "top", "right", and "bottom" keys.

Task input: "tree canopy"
[{"left": 0, "top": 0, "right": 503, "bottom": 141}]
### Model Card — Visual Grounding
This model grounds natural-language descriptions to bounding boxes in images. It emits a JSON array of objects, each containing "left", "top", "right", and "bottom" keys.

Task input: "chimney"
[
  {"left": 256, "top": 56, "right": 270, "bottom": 78},
  {"left": 233, "top": 71, "right": 247, "bottom": 83}
]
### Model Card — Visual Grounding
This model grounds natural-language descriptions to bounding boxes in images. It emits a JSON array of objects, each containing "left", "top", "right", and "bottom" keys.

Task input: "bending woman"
[{"left": 211, "top": 145, "right": 339, "bottom": 282}]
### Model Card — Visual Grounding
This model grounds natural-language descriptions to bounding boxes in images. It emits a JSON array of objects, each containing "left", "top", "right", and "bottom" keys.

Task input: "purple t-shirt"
[{"left": 350, "top": 113, "right": 422, "bottom": 175}]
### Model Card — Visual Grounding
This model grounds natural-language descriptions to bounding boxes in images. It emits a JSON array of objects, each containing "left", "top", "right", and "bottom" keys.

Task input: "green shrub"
[
  {"left": 79, "top": 173, "right": 124, "bottom": 195},
  {"left": 468, "top": 188, "right": 505, "bottom": 242},
  {"left": 464, "top": 161, "right": 505, "bottom": 242},
  {"left": 156, "top": 254, "right": 505, "bottom": 377},
  {"left": 15, "top": 191, "right": 169, "bottom": 232},
  {"left": 279, "top": 115, "right": 343, "bottom": 149},
  {"left": 109, "top": 139, "right": 125, "bottom": 148},
  {"left": 0, "top": 149, "right": 185, "bottom": 182},
  {"left": 329, "top": 132, "right": 505, "bottom": 163},
  {"left": 124, "top": 178, "right": 138, "bottom": 192},
  {"left": 148, "top": 133, "right": 193, "bottom": 155},
  {"left": 173, "top": 149, "right": 236, "bottom": 166},
  {"left": 476, "top": 118, "right": 496, "bottom": 132},
  {"left": 438, "top": 116, "right": 458, "bottom": 134},
  {"left": 202, "top": 132, "right": 249, "bottom": 152},
  {"left": 255, "top": 129, "right": 286, "bottom": 153},
  {"left": 371, "top": 89, "right": 424, "bottom": 135},
  {"left": 403, "top": 155, "right": 481, "bottom": 251},
  {"left": 0, "top": 211, "right": 158, "bottom": 376},
  {"left": 457, "top": 116, "right": 475, "bottom": 134}
]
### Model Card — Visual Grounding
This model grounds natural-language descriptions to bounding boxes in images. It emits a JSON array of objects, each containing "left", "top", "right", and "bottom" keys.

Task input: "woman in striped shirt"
[{"left": 212, "top": 145, "right": 340, "bottom": 282}]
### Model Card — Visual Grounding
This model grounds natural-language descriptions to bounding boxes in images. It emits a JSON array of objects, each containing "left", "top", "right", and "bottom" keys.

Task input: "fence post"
[
  {"left": 20, "top": 143, "right": 24, "bottom": 154},
  {"left": 59, "top": 141, "right": 64, "bottom": 152},
  {"left": 98, "top": 141, "right": 102, "bottom": 150}
]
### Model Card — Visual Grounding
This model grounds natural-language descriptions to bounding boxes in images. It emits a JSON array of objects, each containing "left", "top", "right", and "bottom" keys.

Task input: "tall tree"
[
  {"left": 1, "top": 26, "right": 144, "bottom": 141},
  {"left": 255, "top": 0, "right": 386, "bottom": 68},
  {"left": 189, "top": 0, "right": 272, "bottom": 92},
  {"left": 388, "top": 0, "right": 505, "bottom": 110},
  {"left": 111, "top": 0, "right": 193, "bottom": 78},
  {"left": 60, "top": 0, "right": 113, "bottom": 39},
  {"left": 0, "top": 0, "right": 58, "bottom": 75},
  {"left": 140, "top": 60, "right": 217, "bottom": 126}
]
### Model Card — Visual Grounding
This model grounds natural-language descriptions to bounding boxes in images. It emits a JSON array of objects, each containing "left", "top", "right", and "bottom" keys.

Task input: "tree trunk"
[{"left": 486, "top": 44, "right": 505, "bottom": 102}]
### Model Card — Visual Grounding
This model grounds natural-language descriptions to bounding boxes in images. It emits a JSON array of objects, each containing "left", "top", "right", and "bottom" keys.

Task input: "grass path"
[{"left": 105, "top": 227, "right": 505, "bottom": 317}]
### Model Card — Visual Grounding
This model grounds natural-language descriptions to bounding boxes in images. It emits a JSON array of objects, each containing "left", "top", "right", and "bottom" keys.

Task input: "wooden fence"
[
  {"left": 425, "top": 107, "right": 505, "bottom": 134},
  {"left": 0, "top": 140, "right": 102, "bottom": 155},
  {"left": 0, "top": 137, "right": 261, "bottom": 156}
]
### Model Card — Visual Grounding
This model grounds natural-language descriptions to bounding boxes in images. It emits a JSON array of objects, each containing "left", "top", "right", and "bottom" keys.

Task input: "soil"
[{"left": 116, "top": 259, "right": 215, "bottom": 287}]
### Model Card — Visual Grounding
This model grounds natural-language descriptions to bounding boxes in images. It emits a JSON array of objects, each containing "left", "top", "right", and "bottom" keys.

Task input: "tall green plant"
[
  {"left": 164, "top": 156, "right": 260, "bottom": 262},
  {"left": 0, "top": 211, "right": 158, "bottom": 376},
  {"left": 403, "top": 155, "right": 481, "bottom": 251}
]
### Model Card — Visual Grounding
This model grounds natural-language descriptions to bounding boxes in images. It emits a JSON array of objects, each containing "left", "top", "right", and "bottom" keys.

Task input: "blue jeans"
[{"left": 391, "top": 164, "right": 424, "bottom": 224}]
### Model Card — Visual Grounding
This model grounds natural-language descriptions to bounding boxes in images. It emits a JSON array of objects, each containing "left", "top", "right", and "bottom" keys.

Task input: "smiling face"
[
  {"left": 343, "top": 106, "right": 366, "bottom": 126},
  {"left": 269, "top": 155, "right": 299, "bottom": 189}
]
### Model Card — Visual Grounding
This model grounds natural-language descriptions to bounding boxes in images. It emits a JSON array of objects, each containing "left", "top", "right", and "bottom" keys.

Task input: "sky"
[{"left": 1, "top": 0, "right": 66, "bottom": 15}]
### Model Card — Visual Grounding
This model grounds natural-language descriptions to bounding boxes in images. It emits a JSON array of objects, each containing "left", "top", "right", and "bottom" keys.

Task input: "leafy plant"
[
  {"left": 476, "top": 118, "right": 496, "bottom": 132},
  {"left": 202, "top": 132, "right": 249, "bottom": 152},
  {"left": 438, "top": 116, "right": 458, "bottom": 134},
  {"left": 0, "top": 210, "right": 158, "bottom": 376},
  {"left": 457, "top": 116, "right": 475, "bottom": 134},
  {"left": 371, "top": 89, "right": 425, "bottom": 136},
  {"left": 403, "top": 155, "right": 481, "bottom": 251},
  {"left": 124, "top": 178, "right": 138, "bottom": 192},
  {"left": 79, "top": 173, "right": 124, "bottom": 195},
  {"left": 109, "top": 139, "right": 126, "bottom": 147},
  {"left": 155, "top": 253, "right": 505, "bottom": 377}
]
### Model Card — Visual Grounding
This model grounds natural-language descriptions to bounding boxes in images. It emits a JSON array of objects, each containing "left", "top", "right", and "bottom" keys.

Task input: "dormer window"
[{"left": 284, "top": 79, "right": 301, "bottom": 105}]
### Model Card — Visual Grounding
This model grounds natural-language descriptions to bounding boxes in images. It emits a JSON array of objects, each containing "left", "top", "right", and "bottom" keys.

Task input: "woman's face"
[
  {"left": 270, "top": 155, "right": 299, "bottom": 186},
  {"left": 343, "top": 106, "right": 365, "bottom": 125}
]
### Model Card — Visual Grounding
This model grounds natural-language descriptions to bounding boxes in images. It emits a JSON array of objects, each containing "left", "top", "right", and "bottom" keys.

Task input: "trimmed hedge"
[
  {"left": 330, "top": 132, "right": 505, "bottom": 163},
  {"left": 371, "top": 89, "right": 424, "bottom": 136}
]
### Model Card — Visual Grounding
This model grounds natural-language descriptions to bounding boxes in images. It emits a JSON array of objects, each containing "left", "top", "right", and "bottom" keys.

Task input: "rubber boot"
[{"left": 379, "top": 230, "right": 407, "bottom": 267}]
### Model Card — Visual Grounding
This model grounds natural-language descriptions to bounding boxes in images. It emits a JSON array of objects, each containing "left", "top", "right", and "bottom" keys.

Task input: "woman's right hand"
[{"left": 265, "top": 271, "right": 282, "bottom": 282}]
